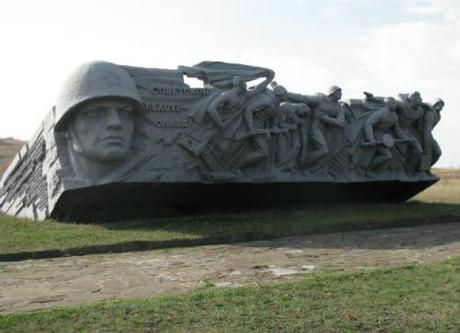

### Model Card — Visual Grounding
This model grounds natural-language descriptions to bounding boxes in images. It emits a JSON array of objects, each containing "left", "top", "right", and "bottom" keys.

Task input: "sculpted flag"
[{"left": 179, "top": 61, "right": 275, "bottom": 88}]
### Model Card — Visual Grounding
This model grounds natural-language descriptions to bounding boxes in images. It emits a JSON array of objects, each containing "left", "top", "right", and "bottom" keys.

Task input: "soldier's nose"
[{"left": 106, "top": 109, "right": 122, "bottom": 129}]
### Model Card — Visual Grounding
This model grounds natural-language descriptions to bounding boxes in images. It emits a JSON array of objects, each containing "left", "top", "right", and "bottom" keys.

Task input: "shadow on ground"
[{"left": 1, "top": 202, "right": 460, "bottom": 262}]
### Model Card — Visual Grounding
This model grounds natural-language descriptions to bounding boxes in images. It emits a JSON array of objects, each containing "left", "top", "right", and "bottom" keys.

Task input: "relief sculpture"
[
  {"left": 0, "top": 61, "right": 445, "bottom": 221},
  {"left": 53, "top": 61, "right": 147, "bottom": 186}
]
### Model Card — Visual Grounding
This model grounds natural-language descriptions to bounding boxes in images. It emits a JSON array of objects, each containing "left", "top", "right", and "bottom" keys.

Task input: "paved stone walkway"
[{"left": 1, "top": 222, "right": 459, "bottom": 313}]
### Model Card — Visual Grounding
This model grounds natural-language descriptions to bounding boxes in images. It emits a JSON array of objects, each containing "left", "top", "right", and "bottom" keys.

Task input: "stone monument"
[{"left": 0, "top": 61, "right": 443, "bottom": 221}]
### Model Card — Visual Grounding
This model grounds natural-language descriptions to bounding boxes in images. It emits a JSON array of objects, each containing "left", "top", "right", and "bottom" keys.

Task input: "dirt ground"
[{"left": 1, "top": 222, "right": 459, "bottom": 314}]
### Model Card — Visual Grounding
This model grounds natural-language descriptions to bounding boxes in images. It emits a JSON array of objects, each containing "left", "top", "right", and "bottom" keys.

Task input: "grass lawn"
[
  {"left": 1, "top": 199, "right": 460, "bottom": 258},
  {"left": 1, "top": 257, "right": 458, "bottom": 332}
]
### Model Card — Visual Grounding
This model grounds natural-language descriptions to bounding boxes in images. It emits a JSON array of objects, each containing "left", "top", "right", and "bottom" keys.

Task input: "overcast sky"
[{"left": 0, "top": 0, "right": 458, "bottom": 167}]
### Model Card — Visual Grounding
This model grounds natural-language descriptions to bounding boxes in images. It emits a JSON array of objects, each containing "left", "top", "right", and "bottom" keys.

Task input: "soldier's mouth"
[{"left": 100, "top": 136, "right": 124, "bottom": 144}]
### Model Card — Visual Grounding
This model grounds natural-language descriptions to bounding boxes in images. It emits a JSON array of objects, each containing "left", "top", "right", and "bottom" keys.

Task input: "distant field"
[
  {"left": 0, "top": 137, "right": 25, "bottom": 176},
  {"left": 432, "top": 167, "right": 460, "bottom": 179},
  {"left": 414, "top": 168, "right": 460, "bottom": 204}
]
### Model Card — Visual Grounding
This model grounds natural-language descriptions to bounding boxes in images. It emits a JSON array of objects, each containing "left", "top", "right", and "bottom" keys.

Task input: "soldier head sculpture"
[
  {"left": 385, "top": 97, "right": 397, "bottom": 111},
  {"left": 55, "top": 61, "right": 144, "bottom": 183},
  {"left": 432, "top": 98, "right": 445, "bottom": 112},
  {"left": 409, "top": 91, "right": 422, "bottom": 106},
  {"left": 273, "top": 84, "right": 288, "bottom": 99},
  {"left": 327, "top": 85, "right": 342, "bottom": 102}
]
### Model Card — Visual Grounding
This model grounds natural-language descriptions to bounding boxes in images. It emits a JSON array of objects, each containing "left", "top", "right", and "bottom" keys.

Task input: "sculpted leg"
[
  {"left": 369, "top": 147, "right": 392, "bottom": 171},
  {"left": 307, "top": 128, "right": 329, "bottom": 166},
  {"left": 431, "top": 140, "right": 442, "bottom": 166}
]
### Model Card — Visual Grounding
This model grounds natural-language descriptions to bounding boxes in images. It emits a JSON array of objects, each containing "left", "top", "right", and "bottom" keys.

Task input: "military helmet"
[
  {"left": 55, "top": 61, "right": 142, "bottom": 130},
  {"left": 409, "top": 91, "right": 422, "bottom": 103},
  {"left": 327, "top": 85, "right": 342, "bottom": 96},
  {"left": 273, "top": 85, "right": 287, "bottom": 97},
  {"left": 433, "top": 98, "right": 445, "bottom": 108}
]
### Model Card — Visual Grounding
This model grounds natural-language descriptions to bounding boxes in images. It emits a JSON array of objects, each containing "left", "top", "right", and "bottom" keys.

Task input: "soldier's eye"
[
  {"left": 118, "top": 109, "right": 133, "bottom": 119},
  {"left": 82, "top": 109, "right": 107, "bottom": 119}
]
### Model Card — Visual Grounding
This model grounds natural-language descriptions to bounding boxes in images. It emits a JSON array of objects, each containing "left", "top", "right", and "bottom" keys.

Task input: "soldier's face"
[
  {"left": 434, "top": 103, "right": 444, "bottom": 112},
  {"left": 410, "top": 94, "right": 422, "bottom": 105},
  {"left": 387, "top": 99, "right": 396, "bottom": 111},
  {"left": 331, "top": 89, "right": 342, "bottom": 101},
  {"left": 70, "top": 99, "right": 135, "bottom": 162}
]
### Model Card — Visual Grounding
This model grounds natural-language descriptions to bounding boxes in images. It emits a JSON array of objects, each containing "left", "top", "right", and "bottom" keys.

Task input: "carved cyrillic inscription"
[
  {"left": 153, "top": 119, "right": 190, "bottom": 128},
  {"left": 150, "top": 87, "right": 213, "bottom": 96},
  {"left": 143, "top": 102, "right": 187, "bottom": 113}
]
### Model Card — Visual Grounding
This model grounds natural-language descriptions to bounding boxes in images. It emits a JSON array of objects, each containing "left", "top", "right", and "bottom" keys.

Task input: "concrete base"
[{"left": 50, "top": 179, "right": 438, "bottom": 222}]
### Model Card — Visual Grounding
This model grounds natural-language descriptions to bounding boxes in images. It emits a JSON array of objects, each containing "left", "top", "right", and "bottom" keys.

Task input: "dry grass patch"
[
  {"left": 414, "top": 168, "right": 460, "bottom": 204},
  {"left": 0, "top": 137, "right": 25, "bottom": 175}
]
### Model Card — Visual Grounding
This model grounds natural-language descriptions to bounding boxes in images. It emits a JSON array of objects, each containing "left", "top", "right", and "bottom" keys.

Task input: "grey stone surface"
[{"left": 0, "top": 61, "right": 443, "bottom": 220}]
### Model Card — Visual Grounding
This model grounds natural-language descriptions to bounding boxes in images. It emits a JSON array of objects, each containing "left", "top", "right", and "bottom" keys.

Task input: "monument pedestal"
[{"left": 50, "top": 179, "right": 437, "bottom": 222}]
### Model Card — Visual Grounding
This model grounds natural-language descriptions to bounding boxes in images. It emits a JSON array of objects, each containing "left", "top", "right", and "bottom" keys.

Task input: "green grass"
[
  {"left": 1, "top": 257, "right": 458, "bottom": 332},
  {"left": 1, "top": 200, "right": 460, "bottom": 256}
]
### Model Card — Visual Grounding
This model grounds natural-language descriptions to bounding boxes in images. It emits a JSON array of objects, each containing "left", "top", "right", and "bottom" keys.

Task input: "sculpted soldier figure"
[
  {"left": 395, "top": 92, "right": 424, "bottom": 152},
  {"left": 54, "top": 61, "right": 145, "bottom": 185},
  {"left": 207, "top": 76, "right": 252, "bottom": 131},
  {"left": 422, "top": 98, "right": 444, "bottom": 167},
  {"left": 397, "top": 91, "right": 424, "bottom": 126},
  {"left": 205, "top": 76, "right": 278, "bottom": 173},
  {"left": 276, "top": 85, "right": 345, "bottom": 167},
  {"left": 272, "top": 101, "right": 311, "bottom": 171},
  {"left": 237, "top": 91, "right": 278, "bottom": 170},
  {"left": 362, "top": 97, "right": 405, "bottom": 170}
]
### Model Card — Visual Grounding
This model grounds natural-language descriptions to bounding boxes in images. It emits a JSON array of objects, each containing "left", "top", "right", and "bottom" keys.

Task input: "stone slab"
[{"left": 50, "top": 180, "right": 437, "bottom": 222}]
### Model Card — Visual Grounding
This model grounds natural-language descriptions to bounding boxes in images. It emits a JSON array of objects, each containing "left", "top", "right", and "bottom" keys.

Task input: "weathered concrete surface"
[
  {"left": 1, "top": 222, "right": 459, "bottom": 313},
  {"left": 0, "top": 61, "right": 443, "bottom": 221}
]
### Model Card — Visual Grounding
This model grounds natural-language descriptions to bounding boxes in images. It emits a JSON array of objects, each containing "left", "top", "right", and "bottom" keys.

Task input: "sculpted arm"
[
  {"left": 395, "top": 101, "right": 411, "bottom": 120},
  {"left": 422, "top": 112, "right": 435, "bottom": 151},
  {"left": 284, "top": 93, "right": 320, "bottom": 108},
  {"left": 364, "top": 111, "right": 383, "bottom": 143},
  {"left": 252, "top": 70, "right": 275, "bottom": 94},
  {"left": 245, "top": 70, "right": 276, "bottom": 98},
  {"left": 321, "top": 109, "right": 345, "bottom": 127},
  {"left": 336, "top": 110, "right": 345, "bottom": 127},
  {"left": 393, "top": 120, "right": 405, "bottom": 140},
  {"left": 207, "top": 93, "right": 230, "bottom": 129},
  {"left": 244, "top": 107, "right": 256, "bottom": 134}
]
